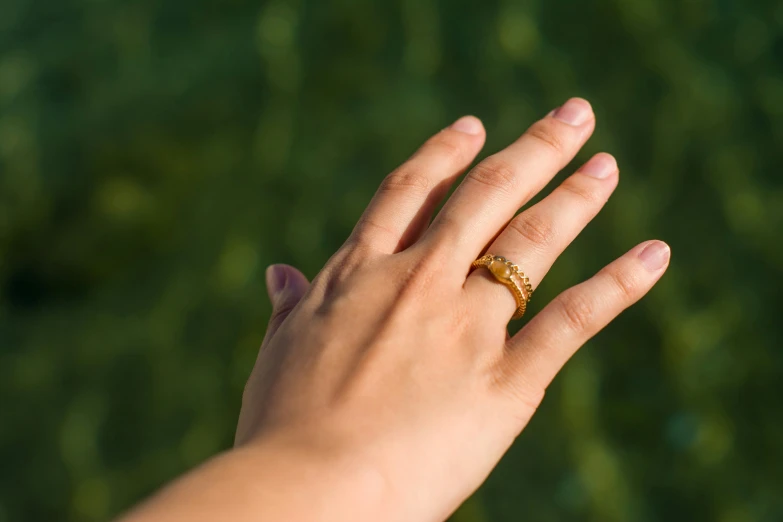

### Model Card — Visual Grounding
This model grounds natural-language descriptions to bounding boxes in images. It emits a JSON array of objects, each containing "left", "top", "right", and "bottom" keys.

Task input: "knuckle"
[
  {"left": 559, "top": 178, "right": 603, "bottom": 206},
  {"left": 392, "top": 263, "right": 435, "bottom": 308},
  {"left": 526, "top": 121, "right": 567, "bottom": 155},
  {"left": 604, "top": 267, "right": 639, "bottom": 300},
  {"left": 467, "top": 157, "right": 518, "bottom": 196},
  {"left": 506, "top": 213, "right": 554, "bottom": 249},
  {"left": 556, "top": 290, "right": 596, "bottom": 332},
  {"left": 392, "top": 242, "right": 455, "bottom": 302},
  {"left": 270, "top": 298, "right": 298, "bottom": 326},
  {"left": 333, "top": 243, "right": 374, "bottom": 273},
  {"left": 380, "top": 168, "right": 431, "bottom": 195},
  {"left": 427, "top": 132, "right": 467, "bottom": 162},
  {"left": 320, "top": 243, "right": 373, "bottom": 291},
  {"left": 404, "top": 247, "right": 441, "bottom": 287},
  {"left": 350, "top": 217, "right": 398, "bottom": 249}
]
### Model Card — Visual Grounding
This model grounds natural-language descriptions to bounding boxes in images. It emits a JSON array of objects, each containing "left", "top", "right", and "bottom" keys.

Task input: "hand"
[{"left": 236, "top": 98, "right": 670, "bottom": 522}]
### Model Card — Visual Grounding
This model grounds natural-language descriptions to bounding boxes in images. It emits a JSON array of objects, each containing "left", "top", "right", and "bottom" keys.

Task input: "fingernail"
[
  {"left": 638, "top": 242, "right": 671, "bottom": 272},
  {"left": 552, "top": 98, "right": 592, "bottom": 126},
  {"left": 450, "top": 116, "right": 483, "bottom": 135},
  {"left": 581, "top": 153, "right": 617, "bottom": 179},
  {"left": 265, "top": 265, "right": 288, "bottom": 298}
]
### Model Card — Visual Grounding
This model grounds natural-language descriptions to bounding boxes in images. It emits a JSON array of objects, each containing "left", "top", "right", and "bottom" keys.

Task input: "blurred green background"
[{"left": 2, "top": 0, "right": 783, "bottom": 521}]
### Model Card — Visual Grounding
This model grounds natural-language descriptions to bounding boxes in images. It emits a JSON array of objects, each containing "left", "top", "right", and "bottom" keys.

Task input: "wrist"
[
  {"left": 120, "top": 432, "right": 393, "bottom": 522},
  {"left": 238, "top": 431, "right": 395, "bottom": 522}
]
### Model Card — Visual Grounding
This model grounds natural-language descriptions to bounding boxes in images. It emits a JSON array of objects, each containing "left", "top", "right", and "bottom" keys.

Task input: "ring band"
[{"left": 471, "top": 254, "right": 534, "bottom": 320}]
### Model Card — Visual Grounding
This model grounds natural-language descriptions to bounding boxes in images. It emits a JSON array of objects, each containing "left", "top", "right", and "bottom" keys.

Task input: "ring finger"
[{"left": 465, "top": 153, "right": 620, "bottom": 321}]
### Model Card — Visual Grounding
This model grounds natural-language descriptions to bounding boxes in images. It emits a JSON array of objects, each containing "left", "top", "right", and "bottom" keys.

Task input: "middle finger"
[{"left": 422, "top": 98, "right": 595, "bottom": 265}]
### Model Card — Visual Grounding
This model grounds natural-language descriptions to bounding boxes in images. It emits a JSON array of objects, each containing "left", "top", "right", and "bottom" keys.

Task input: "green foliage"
[{"left": 2, "top": 0, "right": 783, "bottom": 520}]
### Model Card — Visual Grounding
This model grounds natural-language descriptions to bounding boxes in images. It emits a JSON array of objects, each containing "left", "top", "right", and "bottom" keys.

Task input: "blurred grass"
[{"left": 1, "top": 0, "right": 783, "bottom": 521}]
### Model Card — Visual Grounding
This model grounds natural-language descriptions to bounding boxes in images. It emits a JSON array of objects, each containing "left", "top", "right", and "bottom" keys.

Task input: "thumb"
[{"left": 264, "top": 264, "right": 310, "bottom": 340}]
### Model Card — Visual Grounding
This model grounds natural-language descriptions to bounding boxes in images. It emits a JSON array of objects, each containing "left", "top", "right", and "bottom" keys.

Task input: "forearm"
[{"left": 118, "top": 437, "right": 390, "bottom": 522}]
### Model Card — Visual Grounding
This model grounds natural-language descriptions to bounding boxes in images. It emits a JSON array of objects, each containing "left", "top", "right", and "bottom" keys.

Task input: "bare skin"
[{"left": 119, "top": 98, "right": 670, "bottom": 522}]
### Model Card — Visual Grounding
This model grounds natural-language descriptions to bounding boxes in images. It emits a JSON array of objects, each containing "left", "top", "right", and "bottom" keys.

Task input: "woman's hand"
[
  {"left": 120, "top": 98, "right": 668, "bottom": 522},
  {"left": 235, "top": 98, "right": 670, "bottom": 522}
]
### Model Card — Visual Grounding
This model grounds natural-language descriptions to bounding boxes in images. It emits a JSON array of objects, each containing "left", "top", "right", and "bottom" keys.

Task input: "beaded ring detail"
[{"left": 471, "top": 254, "right": 534, "bottom": 320}]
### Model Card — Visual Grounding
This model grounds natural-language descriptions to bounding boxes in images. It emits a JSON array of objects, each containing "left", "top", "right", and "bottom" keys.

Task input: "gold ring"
[{"left": 471, "top": 254, "right": 533, "bottom": 320}]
